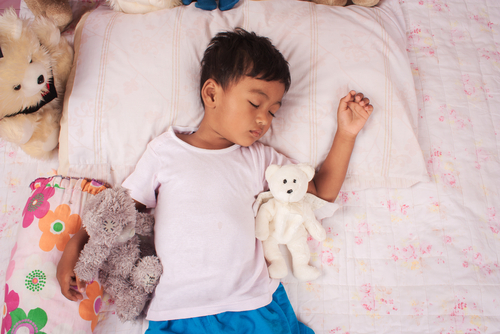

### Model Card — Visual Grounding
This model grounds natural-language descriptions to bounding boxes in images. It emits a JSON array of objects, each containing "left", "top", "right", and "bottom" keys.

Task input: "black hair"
[{"left": 199, "top": 28, "right": 291, "bottom": 106}]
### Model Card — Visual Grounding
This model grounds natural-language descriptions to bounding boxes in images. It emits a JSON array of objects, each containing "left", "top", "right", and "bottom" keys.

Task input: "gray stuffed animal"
[{"left": 74, "top": 187, "right": 162, "bottom": 322}]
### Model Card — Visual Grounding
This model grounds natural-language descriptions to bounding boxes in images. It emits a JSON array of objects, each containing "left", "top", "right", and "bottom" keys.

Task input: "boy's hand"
[
  {"left": 56, "top": 228, "right": 90, "bottom": 301},
  {"left": 337, "top": 90, "right": 374, "bottom": 138},
  {"left": 57, "top": 258, "right": 87, "bottom": 301}
]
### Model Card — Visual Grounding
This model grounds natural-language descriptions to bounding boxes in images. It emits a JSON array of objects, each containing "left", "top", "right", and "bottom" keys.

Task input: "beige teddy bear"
[{"left": 0, "top": 9, "right": 73, "bottom": 159}]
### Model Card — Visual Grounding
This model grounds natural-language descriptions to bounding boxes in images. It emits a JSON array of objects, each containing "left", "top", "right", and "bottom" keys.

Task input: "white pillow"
[{"left": 59, "top": 0, "right": 429, "bottom": 190}]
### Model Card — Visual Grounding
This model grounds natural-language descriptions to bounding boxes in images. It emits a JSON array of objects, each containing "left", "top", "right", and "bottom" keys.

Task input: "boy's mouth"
[{"left": 250, "top": 129, "right": 262, "bottom": 138}]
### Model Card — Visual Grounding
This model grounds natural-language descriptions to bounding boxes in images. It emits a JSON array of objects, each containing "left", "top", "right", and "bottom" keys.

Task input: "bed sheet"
[
  {"left": 1, "top": 0, "right": 500, "bottom": 333},
  {"left": 0, "top": 145, "right": 59, "bottom": 329},
  {"left": 279, "top": 0, "right": 500, "bottom": 333}
]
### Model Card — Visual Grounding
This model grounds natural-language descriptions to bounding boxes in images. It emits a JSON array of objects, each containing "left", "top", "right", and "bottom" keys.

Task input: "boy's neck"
[{"left": 176, "top": 122, "right": 236, "bottom": 150}]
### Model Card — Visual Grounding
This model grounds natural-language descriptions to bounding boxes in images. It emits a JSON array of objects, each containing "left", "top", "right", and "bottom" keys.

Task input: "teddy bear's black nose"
[
  {"left": 287, "top": 189, "right": 293, "bottom": 194},
  {"left": 37, "top": 75, "right": 44, "bottom": 85}
]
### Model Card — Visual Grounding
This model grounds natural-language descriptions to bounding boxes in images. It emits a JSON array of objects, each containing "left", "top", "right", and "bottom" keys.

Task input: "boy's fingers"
[
  {"left": 66, "top": 288, "right": 83, "bottom": 301},
  {"left": 61, "top": 289, "right": 74, "bottom": 301},
  {"left": 339, "top": 91, "right": 355, "bottom": 108},
  {"left": 357, "top": 97, "right": 370, "bottom": 108},
  {"left": 72, "top": 288, "right": 84, "bottom": 301},
  {"left": 347, "top": 102, "right": 372, "bottom": 118},
  {"left": 355, "top": 92, "right": 364, "bottom": 102},
  {"left": 347, "top": 102, "right": 364, "bottom": 114},
  {"left": 60, "top": 285, "right": 71, "bottom": 301},
  {"left": 60, "top": 278, "right": 82, "bottom": 301}
]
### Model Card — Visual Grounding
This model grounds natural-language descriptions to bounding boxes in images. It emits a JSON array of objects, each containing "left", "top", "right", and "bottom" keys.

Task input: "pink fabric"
[{"left": 4, "top": 177, "right": 107, "bottom": 334}]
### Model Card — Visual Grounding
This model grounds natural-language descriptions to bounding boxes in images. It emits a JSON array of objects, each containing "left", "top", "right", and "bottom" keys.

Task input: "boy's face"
[{"left": 208, "top": 76, "right": 285, "bottom": 148}]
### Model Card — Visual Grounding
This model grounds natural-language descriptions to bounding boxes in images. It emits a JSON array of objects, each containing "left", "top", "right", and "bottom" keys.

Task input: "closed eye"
[{"left": 249, "top": 101, "right": 276, "bottom": 117}]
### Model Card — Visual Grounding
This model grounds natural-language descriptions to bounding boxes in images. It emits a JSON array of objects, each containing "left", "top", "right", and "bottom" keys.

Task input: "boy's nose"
[{"left": 256, "top": 112, "right": 268, "bottom": 125}]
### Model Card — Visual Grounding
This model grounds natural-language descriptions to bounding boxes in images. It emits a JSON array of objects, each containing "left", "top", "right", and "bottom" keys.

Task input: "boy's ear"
[{"left": 201, "top": 79, "right": 219, "bottom": 109}]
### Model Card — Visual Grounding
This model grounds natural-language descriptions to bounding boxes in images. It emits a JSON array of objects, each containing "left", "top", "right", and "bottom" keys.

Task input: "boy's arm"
[
  {"left": 56, "top": 228, "right": 89, "bottom": 301},
  {"left": 308, "top": 91, "right": 373, "bottom": 202}
]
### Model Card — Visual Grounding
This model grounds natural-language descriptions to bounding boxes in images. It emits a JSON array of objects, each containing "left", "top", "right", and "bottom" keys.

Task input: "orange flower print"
[
  {"left": 80, "top": 179, "right": 107, "bottom": 195},
  {"left": 79, "top": 281, "right": 104, "bottom": 332},
  {"left": 38, "top": 204, "right": 82, "bottom": 252}
]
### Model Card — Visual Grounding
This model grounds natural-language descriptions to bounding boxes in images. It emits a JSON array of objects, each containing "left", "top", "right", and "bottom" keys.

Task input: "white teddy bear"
[{"left": 254, "top": 164, "right": 339, "bottom": 281}]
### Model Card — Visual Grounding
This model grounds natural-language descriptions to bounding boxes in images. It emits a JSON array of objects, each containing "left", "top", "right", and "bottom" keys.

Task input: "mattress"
[{"left": 1, "top": 0, "right": 499, "bottom": 333}]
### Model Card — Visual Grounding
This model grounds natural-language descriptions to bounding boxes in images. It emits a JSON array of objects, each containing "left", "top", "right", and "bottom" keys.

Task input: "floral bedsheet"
[
  {"left": 2, "top": 0, "right": 500, "bottom": 333},
  {"left": 1, "top": 171, "right": 109, "bottom": 334}
]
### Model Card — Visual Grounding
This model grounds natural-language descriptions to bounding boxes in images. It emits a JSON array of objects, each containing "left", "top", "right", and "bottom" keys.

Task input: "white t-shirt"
[{"left": 122, "top": 126, "right": 292, "bottom": 321}]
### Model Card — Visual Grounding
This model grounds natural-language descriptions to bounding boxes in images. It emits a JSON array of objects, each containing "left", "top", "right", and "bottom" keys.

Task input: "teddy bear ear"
[
  {"left": 297, "top": 163, "right": 315, "bottom": 181},
  {"left": 265, "top": 164, "right": 281, "bottom": 182},
  {"left": 0, "top": 8, "right": 23, "bottom": 41}
]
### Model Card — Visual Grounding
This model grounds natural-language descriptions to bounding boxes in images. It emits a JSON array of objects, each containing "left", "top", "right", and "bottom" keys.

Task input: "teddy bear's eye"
[
  {"left": 14, "top": 85, "right": 21, "bottom": 91},
  {"left": 283, "top": 179, "right": 287, "bottom": 184},
  {"left": 0, "top": 47, "right": 3, "bottom": 58},
  {"left": 103, "top": 220, "right": 117, "bottom": 232},
  {"left": 293, "top": 179, "right": 297, "bottom": 183}
]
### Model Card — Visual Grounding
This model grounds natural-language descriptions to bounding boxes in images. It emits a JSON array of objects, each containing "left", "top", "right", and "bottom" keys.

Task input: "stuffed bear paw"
[
  {"left": 255, "top": 226, "right": 269, "bottom": 241},
  {"left": 114, "top": 285, "right": 149, "bottom": 322},
  {"left": 268, "top": 259, "right": 288, "bottom": 279},
  {"left": 18, "top": 117, "right": 36, "bottom": 145},
  {"left": 132, "top": 255, "right": 163, "bottom": 293},
  {"left": 308, "top": 224, "right": 326, "bottom": 242},
  {"left": 293, "top": 265, "right": 321, "bottom": 282}
]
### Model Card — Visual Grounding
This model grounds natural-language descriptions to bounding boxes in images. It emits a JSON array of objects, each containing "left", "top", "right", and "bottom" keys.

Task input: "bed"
[{"left": 1, "top": 0, "right": 499, "bottom": 333}]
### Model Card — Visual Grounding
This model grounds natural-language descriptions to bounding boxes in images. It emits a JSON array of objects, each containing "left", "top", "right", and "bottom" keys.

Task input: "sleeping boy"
[{"left": 57, "top": 28, "right": 373, "bottom": 333}]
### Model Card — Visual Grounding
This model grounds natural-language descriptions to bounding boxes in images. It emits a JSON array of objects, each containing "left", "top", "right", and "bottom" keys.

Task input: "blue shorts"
[{"left": 145, "top": 284, "right": 314, "bottom": 334}]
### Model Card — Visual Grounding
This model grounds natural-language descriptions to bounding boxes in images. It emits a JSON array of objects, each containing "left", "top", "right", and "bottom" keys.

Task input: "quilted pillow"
[{"left": 59, "top": 0, "right": 429, "bottom": 190}]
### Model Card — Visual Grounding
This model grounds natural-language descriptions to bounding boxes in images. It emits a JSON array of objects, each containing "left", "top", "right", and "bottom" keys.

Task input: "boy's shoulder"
[
  {"left": 147, "top": 129, "right": 174, "bottom": 151},
  {"left": 251, "top": 141, "right": 279, "bottom": 154},
  {"left": 148, "top": 126, "right": 196, "bottom": 149},
  {"left": 247, "top": 141, "right": 290, "bottom": 163},
  {"left": 250, "top": 141, "right": 296, "bottom": 166}
]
